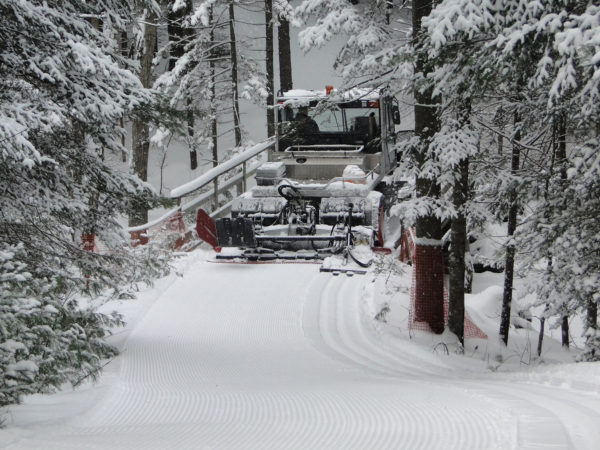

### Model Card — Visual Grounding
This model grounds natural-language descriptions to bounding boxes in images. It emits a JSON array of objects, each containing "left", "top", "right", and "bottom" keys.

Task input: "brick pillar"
[{"left": 413, "top": 243, "right": 445, "bottom": 334}]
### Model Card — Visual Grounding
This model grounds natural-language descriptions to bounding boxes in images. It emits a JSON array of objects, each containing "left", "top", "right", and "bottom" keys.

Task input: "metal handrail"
[
  {"left": 169, "top": 138, "right": 275, "bottom": 198},
  {"left": 283, "top": 144, "right": 363, "bottom": 154},
  {"left": 127, "top": 138, "right": 276, "bottom": 232}
]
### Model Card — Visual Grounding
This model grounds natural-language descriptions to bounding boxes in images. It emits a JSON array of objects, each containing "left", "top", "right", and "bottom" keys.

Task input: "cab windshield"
[
  {"left": 277, "top": 100, "right": 380, "bottom": 153},
  {"left": 279, "top": 104, "right": 379, "bottom": 133}
]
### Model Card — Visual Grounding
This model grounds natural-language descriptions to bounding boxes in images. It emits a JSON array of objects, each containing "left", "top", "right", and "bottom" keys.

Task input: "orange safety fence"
[
  {"left": 129, "top": 210, "right": 192, "bottom": 251},
  {"left": 403, "top": 227, "right": 487, "bottom": 339},
  {"left": 80, "top": 211, "right": 192, "bottom": 255}
]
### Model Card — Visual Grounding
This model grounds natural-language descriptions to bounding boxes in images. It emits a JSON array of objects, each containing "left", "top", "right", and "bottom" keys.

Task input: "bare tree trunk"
[
  {"left": 537, "top": 316, "right": 545, "bottom": 357},
  {"left": 187, "top": 99, "right": 197, "bottom": 170},
  {"left": 412, "top": 0, "right": 444, "bottom": 334},
  {"left": 265, "top": 0, "right": 275, "bottom": 137},
  {"left": 499, "top": 197, "right": 517, "bottom": 346},
  {"left": 448, "top": 99, "right": 471, "bottom": 346},
  {"left": 130, "top": 9, "right": 157, "bottom": 227},
  {"left": 168, "top": 0, "right": 197, "bottom": 170},
  {"left": 385, "top": 0, "right": 393, "bottom": 25},
  {"left": 499, "top": 114, "right": 521, "bottom": 346},
  {"left": 120, "top": 116, "right": 126, "bottom": 162},
  {"left": 209, "top": 7, "right": 219, "bottom": 209},
  {"left": 588, "top": 299, "right": 598, "bottom": 338},
  {"left": 496, "top": 105, "right": 504, "bottom": 155},
  {"left": 448, "top": 158, "right": 468, "bottom": 346},
  {"left": 278, "top": 17, "right": 292, "bottom": 93},
  {"left": 412, "top": 0, "right": 441, "bottom": 238},
  {"left": 229, "top": 1, "right": 242, "bottom": 147},
  {"left": 537, "top": 116, "right": 561, "bottom": 356},
  {"left": 556, "top": 113, "right": 570, "bottom": 348},
  {"left": 584, "top": 293, "right": 598, "bottom": 361},
  {"left": 560, "top": 316, "right": 569, "bottom": 348},
  {"left": 167, "top": 1, "right": 192, "bottom": 71}
]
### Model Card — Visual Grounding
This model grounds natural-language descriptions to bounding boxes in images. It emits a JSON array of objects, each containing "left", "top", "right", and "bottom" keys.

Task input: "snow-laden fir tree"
[
  {"left": 154, "top": 0, "right": 270, "bottom": 208},
  {"left": 298, "top": 0, "right": 454, "bottom": 335},
  {"left": 297, "top": 0, "right": 411, "bottom": 83},
  {"left": 130, "top": 1, "right": 160, "bottom": 227},
  {"left": 422, "top": 0, "right": 600, "bottom": 357},
  {"left": 0, "top": 0, "right": 166, "bottom": 406}
]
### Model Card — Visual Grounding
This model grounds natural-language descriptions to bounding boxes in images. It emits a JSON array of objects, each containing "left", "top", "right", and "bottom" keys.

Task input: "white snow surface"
[
  {"left": 2, "top": 251, "right": 600, "bottom": 449},
  {"left": 279, "top": 88, "right": 381, "bottom": 101}
]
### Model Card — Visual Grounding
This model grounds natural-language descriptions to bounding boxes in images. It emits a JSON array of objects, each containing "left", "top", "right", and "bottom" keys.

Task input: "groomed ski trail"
[{"left": 3, "top": 253, "right": 600, "bottom": 449}]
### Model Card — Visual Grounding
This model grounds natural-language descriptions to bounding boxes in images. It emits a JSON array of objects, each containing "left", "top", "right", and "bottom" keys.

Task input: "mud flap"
[
  {"left": 216, "top": 217, "right": 257, "bottom": 247},
  {"left": 196, "top": 209, "right": 218, "bottom": 248}
]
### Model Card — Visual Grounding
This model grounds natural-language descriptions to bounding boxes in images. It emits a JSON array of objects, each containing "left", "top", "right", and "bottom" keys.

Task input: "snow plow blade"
[
  {"left": 216, "top": 217, "right": 257, "bottom": 248},
  {"left": 215, "top": 215, "right": 349, "bottom": 262},
  {"left": 215, "top": 247, "right": 342, "bottom": 262}
]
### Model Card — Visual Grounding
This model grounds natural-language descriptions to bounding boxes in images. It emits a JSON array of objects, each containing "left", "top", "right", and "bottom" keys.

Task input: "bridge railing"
[{"left": 127, "top": 138, "right": 275, "bottom": 234}]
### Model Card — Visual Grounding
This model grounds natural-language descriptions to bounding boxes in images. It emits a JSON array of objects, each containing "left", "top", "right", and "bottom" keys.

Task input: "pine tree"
[
  {"left": 298, "top": 0, "right": 446, "bottom": 333},
  {"left": 0, "top": 0, "right": 164, "bottom": 406},
  {"left": 228, "top": 0, "right": 242, "bottom": 147},
  {"left": 297, "top": 0, "right": 408, "bottom": 81},
  {"left": 130, "top": 3, "right": 159, "bottom": 227},
  {"left": 154, "top": 0, "right": 268, "bottom": 208},
  {"left": 277, "top": 17, "right": 293, "bottom": 92},
  {"left": 274, "top": 0, "right": 296, "bottom": 93},
  {"left": 265, "top": 0, "right": 275, "bottom": 137},
  {"left": 422, "top": 0, "right": 600, "bottom": 356},
  {"left": 166, "top": 0, "right": 199, "bottom": 169}
]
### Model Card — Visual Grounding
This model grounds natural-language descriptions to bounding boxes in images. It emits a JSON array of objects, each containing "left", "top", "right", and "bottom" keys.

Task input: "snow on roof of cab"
[{"left": 278, "top": 87, "right": 381, "bottom": 102}]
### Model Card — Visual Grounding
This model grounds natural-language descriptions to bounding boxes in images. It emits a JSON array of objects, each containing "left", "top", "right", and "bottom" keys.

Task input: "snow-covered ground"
[{"left": 2, "top": 250, "right": 599, "bottom": 449}]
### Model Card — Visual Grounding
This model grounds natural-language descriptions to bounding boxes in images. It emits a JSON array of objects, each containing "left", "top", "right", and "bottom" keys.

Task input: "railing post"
[
  {"left": 236, "top": 162, "right": 245, "bottom": 197},
  {"left": 242, "top": 161, "right": 247, "bottom": 192},
  {"left": 213, "top": 178, "right": 219, "bottom": 210}
]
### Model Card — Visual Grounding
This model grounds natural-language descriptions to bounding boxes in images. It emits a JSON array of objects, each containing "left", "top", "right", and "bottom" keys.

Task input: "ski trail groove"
[
  {"left": 301, "top": 272, "right": 509, "bottom": 449},
  {"left": 479, "top": 381, "right": 600, "bottom": 449},
  {"left": 6, "top": 258, "right": 598, "bottom": 449},
  {"left": 302, "top": 273, "right": 455, "bottom": 378}
]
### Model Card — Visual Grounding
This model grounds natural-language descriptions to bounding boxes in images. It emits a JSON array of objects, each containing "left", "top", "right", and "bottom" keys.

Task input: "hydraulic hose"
[{"left": 347, "top": 248, "right": 372, "bottom": 268}]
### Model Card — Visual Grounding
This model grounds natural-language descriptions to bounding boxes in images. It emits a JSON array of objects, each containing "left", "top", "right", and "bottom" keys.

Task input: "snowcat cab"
[
  {"left": 215, "top": 87, "right": 401, "bottom": 261},
  {"left": 277, "top": 90, "right": 392, "bottom": 154}
]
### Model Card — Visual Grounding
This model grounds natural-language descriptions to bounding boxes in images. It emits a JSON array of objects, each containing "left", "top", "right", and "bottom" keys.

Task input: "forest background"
[{"left": 0, "top": 0, "right": 598, "bottom": 410}]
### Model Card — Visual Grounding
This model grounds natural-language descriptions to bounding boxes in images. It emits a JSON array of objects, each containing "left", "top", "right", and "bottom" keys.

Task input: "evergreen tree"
[
  {"left": 154, "top": 0, "right": 268, "bottom": 208},
  {"left": 0, "top": 0, "right": 164, "bottom": 406},
  {"left": 299, "top": 0, "right": 599, "bottom": 355},
  {"left": 276, "top": 3, "right": 293, "bottom": 93},
  {"left": 422, "top": 0, "right": 600, "bottom": 356},
  {"left": 297, "top": 0, "right": 409, "bottom": 82},
  {"left": 298, "top": 0, "right": 446, "bottom": 333},
  {"left": 130, "top": 2, "right": 160, "bottom": 227},
  {"left": 265, "top": 0, "right": 275, "bottom": 137}
]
